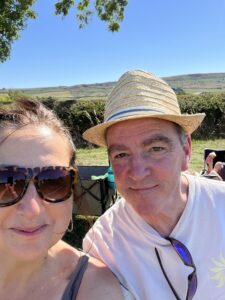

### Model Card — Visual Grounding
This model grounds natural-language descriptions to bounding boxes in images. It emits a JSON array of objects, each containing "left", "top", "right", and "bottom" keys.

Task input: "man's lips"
[
  {"left": 129, "top": 185, "right": 158, "bottom": 191},
  {"left": 10, "top": 224, "right": 48, "bottom": 236}
]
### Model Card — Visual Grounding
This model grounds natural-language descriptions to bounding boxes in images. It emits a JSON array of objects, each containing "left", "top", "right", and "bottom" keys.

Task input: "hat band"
[{"left": 106, "top": 107, "right": 165, "bottom": 122}]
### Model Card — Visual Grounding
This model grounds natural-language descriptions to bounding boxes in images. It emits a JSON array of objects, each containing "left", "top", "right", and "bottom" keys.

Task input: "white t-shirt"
[{"left": 83, "top": 175, "right": 225, "bottom": 300}]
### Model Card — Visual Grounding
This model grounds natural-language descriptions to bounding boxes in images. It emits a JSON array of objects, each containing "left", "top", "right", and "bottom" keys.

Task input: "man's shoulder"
[
  {"left": 198, "top": 173, "right": 225, "bottom": 186},
  {"left": 187, "top": 172, "right": 224, "bottom": 186},
  {"left": 96, "top": 197, "right": 124, "bottom": 222},
  {"left": 84, "top": 198, "right": 123, "bottom": 235},
  {"left": 189, "top": 173, "right": 225, "bottom": 197},
  {"left": 83, "top": 198, "right": 128, "bottom": 253}
]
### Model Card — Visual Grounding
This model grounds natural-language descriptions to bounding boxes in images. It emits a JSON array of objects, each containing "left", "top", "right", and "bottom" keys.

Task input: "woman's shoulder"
[
  {"left": 51, "top": 242, "right": 125, "bottom": 299},
  {"left": 48, "top": 240, "right": 82, "bottom": 280},
  {"left": 77, "top": 255, "right": 124, "bottom": 300}
]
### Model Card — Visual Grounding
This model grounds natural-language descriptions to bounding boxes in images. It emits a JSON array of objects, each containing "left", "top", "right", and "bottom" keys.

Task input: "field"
[
  {"left": 0, "top": 82, "right": 115, "bottom": 101},
  {"left": 1, "top": 73, "right": 225, "bottom": 100},
  {"left": 76, "top": 138, "right": 225, "bottom": 173},
  {"left": 166, "top": 73, "right": 225, "bottom": 91}
]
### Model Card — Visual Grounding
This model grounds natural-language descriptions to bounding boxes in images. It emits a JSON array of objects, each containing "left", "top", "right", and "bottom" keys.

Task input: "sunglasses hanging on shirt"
[{"left": 155, "top": 237, "right": 197, "bottom": 300}]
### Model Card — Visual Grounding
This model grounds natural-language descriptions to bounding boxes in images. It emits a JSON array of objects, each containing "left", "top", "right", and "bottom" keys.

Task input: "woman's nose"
[{"left": 16, "top": 183, "right": 43, "bottom": 217}]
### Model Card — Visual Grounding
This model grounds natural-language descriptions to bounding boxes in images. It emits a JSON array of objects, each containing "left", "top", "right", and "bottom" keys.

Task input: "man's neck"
[{"left": 142, "top": 175, "right": 189, "bottom": 237}]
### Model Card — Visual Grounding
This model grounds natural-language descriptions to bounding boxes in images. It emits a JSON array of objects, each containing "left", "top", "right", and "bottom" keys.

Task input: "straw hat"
[{"left": 83, "top": 70, "right": 205, "bottom": 147}]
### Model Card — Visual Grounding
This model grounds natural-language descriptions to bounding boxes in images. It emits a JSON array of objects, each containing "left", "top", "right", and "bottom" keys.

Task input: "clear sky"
[{"left": 1, "top": 0, "right": 225, "bottom": 88}]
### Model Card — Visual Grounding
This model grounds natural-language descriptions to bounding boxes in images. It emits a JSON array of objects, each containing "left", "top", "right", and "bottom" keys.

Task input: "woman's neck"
[
  {"left": 0, "top": 251, "right": 49, "bottom": 288},
  {"left": 0, "top": 241, "right": 79, "bottom": 300}
]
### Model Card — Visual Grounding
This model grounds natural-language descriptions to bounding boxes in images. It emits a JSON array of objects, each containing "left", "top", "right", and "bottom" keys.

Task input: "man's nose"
[
  {"left": 16, "top": 183, "right": 43, "bottom": 217},
  {"left": 128, "top": 156, "right": 150, "bottom": 181}
]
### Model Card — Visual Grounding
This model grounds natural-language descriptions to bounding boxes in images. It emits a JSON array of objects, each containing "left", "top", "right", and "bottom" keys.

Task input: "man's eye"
[
  {"left": 150, "top": 147, "right": 164, "bottom": 152},
  {"left": 115, "top": 153, "right": 128, "bottom": 159}
]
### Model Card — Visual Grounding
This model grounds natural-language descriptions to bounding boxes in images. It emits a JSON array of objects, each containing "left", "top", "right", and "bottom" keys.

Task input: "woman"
[{"left": 0, "top": 98, "right": 132, "bottom": 299}]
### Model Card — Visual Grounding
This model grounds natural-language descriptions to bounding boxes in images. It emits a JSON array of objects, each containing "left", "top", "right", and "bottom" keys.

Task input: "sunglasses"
[
  {"left": 0, "top": 166, "right": 78, "bottom": 207},
  {"left": 155, "top": 237, "right": 197, "bottom": 300}
]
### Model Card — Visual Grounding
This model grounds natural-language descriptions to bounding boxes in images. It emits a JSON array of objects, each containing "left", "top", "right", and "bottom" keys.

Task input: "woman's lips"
[{"left": 10, "top": 224, "right": 48, "bottom": 236}]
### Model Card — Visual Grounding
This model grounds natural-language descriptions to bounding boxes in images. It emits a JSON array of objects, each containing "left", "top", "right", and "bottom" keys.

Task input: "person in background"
[
  {"left": 202, "top": 151, "right": 225, "bottom": 180},
  {"left": 83, "top": 70, "right": 225, "bottom": 299},
  {"left": 0, "top": 99, "right": 132, "bottom": 300}
]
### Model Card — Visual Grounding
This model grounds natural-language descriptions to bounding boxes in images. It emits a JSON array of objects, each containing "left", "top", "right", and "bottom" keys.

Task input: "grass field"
[
  {"left": 185, "top": 88, "right": 225, "bottom": 94},
  {"left": 1, "top": 73, "right": 225, "bottom": 100},
  {"left": 76, "top": 138, "right": 225, "bottom": 173}
]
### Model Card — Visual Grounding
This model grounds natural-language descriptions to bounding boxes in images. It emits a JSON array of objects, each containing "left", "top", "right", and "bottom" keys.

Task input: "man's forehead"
[
  {"left": 108, "top": 134, "right": 173, "bottom": 152},
  {"left": 106, "top": 117, "right": 177, "bottom": 137}
]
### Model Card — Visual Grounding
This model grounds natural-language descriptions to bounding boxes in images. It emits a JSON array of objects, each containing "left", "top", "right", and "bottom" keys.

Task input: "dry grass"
[{"left": 76, "top": 148, "right": 108, "bottom": 166}]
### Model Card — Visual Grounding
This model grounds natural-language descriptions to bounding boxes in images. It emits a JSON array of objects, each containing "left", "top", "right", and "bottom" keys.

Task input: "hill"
[
  {"left": 165, "top": 73, "right": 225, "bottom": 93},
  {"left": 1, "top": 72, "right": 225, "bottom": 101}
]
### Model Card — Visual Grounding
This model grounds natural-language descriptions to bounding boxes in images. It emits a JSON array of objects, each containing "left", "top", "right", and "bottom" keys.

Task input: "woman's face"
[{"left": 0, "top": 125, "right": 73, "bottom": 261}]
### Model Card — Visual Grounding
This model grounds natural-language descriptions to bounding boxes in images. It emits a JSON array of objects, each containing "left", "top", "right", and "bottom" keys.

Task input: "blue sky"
[{"left": 1, "top": 0, "right": 225, "bottom": 88}]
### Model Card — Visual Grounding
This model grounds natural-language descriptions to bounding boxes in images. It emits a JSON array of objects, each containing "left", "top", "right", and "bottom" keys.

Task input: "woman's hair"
[{"left": 0, "top": 98, "right": 76, "bottom": 165}]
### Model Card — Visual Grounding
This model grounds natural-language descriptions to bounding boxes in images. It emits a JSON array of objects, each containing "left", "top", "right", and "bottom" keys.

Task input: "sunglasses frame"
[
  {"left": 155, "top": 237, "right": 197, "bottom": 300},
  {"left": 0, "top": 165, "right": 78, "bottom": 207}
]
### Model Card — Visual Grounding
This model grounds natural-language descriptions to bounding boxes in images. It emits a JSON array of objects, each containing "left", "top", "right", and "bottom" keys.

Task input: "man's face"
[{"left": 107, "top": 118, "right": 191, "bottom": 222}]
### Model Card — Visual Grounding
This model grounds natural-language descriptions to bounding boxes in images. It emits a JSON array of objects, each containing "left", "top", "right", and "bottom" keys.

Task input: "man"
[{"left": 82, "top": 70, "right": 225, "bottom": 299}]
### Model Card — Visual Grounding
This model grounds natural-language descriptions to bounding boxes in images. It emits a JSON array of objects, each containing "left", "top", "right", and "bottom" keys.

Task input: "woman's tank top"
[{"left": 61, "top": 255, "right": 89, "bottom": 300}]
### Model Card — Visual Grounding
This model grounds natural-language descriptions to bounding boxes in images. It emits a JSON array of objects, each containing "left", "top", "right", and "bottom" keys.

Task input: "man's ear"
[{"left": 182, "top": 134, "right": 192, "bottom": 171}]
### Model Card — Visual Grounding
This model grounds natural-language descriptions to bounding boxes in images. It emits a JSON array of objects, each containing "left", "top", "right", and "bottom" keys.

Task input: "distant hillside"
[
  {"left": 165, "top": 73, "right": 225, "bottom": 92},
  {"left": 1, "top": 73, "right": 225, "bottom": 101}
]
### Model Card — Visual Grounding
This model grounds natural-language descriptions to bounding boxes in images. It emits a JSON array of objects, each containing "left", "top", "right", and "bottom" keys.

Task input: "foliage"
[
  {"left": 63, "top": 214, "right": 98, "bottom": 249},
  {"left": 0, "top": 90, "right": 33, "bottom": 105},
  {"left": 0, "top": 0, "right": 128, "bottom": 62},
  {"left": 0, "top": 94, "right": 11, "bottom": 104},
  {"left": 41, "top": 98, "right": 105, "bottom": 147},
  {"left": 4, "top": 91, "right": 225, "bottom": 147},
  {"left": 69, "top": 99, "right": 105, "bottom": 147},
  {"left": 40, "top": 96, "right": 57, "bottom": 110},
  {"left": 178, "top": 93, "right": 225, "bottom": 138},
  {"left": 40, "top": 93, "right": 225, "bottom": 147},
  {"left": 55, "top": 0, "right": 128, "bottom": 32},
  {"left": 0, "top": 0, "right": 36, "bottom": 62},
  {"left": 172, "top": 87, "right": 185, "bottom": 95},
  {"left": 7, "top": 89, "right": 31, "bottom": 101}
]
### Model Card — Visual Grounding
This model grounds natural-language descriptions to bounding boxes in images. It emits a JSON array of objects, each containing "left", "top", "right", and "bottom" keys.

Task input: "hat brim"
[{"left": 83, "top": 113, "right": 205, "bottom": 147}]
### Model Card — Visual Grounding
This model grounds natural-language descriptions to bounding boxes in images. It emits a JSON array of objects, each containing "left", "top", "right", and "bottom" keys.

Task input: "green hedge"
[
  {"left": 42, "top": 93, "right": 225, "bottom": 145},
  {"left": 3, "top": 92, "right": 225, "bottom": 146},
  {"left": 63, "top": 215, "right": 98, "bottom": 249},
  {"left": 178, "top": 93, "right": 225, "bottom": 138},
  {"left": 42, "top": 98, "right": 105, "bottom": 147}
]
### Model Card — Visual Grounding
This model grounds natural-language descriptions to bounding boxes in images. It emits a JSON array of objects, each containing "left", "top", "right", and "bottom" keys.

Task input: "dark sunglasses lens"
[
  {"left": 0, "top": 170, "right": 26, "bottom": 205},
  {"left": 187, "top": 273, "right": 197, "bottom": 300},
  {"left": 37, "top": 169, "right": 73, "bottom": 201},
  {"left": 171, "top": 239, "right": 193, "bottom": 265}
]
